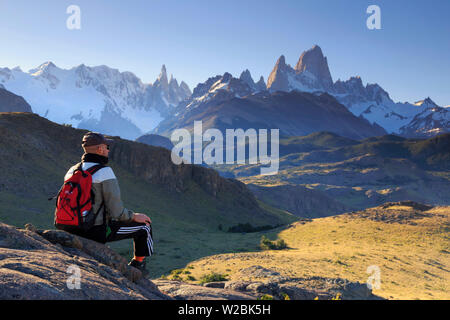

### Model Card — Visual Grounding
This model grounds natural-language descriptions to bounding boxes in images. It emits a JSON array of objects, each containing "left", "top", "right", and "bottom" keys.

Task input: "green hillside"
[
  {"left": 210, "top": 131, "right": 450, "bottom": 214},
  {"left": 0, "top": 112, "right": 296, "bottom": 277}
]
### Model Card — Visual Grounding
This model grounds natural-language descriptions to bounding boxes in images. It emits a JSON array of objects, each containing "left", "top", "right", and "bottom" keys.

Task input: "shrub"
[
  {"left": 199, "top": 272, "right": 228, "bottom": 285},
  {"left": 281, "top": 292, "right": 291, "bottom": 300},
  {"left": 227, "top": 223, "right": 278, "bottom": 233},
  {"left": 332, "top": 293, "right": 342, "bottom": 300},
  {"left": 170, "top": 269, "right": 184, "bottom": 276},
  {"left": 258, "top": 294, "right": 274, "bottom": 300},
  {"left": 260, "top": 235, "right": 288, "bottom": 250},
  {"left": 169, "top": 268, "right": 185, "bottom": 280}
]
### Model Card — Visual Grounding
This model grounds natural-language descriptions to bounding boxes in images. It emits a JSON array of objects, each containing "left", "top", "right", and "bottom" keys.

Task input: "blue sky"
[{"left": 0, "top": 0, "right": 449, "bottom": 105}]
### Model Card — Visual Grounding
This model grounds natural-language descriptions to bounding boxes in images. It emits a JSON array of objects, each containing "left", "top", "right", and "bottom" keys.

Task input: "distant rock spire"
[
  {"left": 295, "top": 45, "right": 333, "bottom": 89},
  {"left": 256, "top": 76, "right": 267, "bottom": 91},
  {"left": 158, "top": 64, "right": 168, "bottom": 84},
  {"left": 267, "top": 55, "right": 291, "bottom": 92}
]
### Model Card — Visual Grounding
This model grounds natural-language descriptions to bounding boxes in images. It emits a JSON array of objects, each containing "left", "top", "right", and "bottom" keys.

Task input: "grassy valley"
[{"left": 179, "top": 202, "right": 450, "bottom": 300}]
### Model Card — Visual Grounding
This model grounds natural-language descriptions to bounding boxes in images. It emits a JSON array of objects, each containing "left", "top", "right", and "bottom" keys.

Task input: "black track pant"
[{"left": 68, "top": 221, "right": 154, "bottom": 257}]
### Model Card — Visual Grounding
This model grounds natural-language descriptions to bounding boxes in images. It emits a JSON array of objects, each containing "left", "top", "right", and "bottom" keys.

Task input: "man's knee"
[{"left": 134, "top": 225, "right": 151, "bottom": 238}]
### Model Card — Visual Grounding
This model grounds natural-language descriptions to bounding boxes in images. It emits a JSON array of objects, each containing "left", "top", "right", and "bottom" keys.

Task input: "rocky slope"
[
  {"left": 0, "top": 87, "right": 32, "bottom": 112},
  {"left": 0, "top": 222, "right": 169, "bottom": 299},
  {"left": 136, "top": 133, "right": 174, "bottom": 150},
  {"left": 247, "top": 184, "right": 350, "bottom": 218}
]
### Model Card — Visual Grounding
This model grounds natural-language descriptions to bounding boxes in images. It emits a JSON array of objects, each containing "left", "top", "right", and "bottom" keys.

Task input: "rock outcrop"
[
  {"left": 0, "top": 222, "right": 169, "bottom": 300},
  {"left": 152, "top": 280, "right": 255, "bottom": 300},
  {"left": 222, "top": 265, "right": 377, "bottom": 300},
  {"left": 154, "top": 265, "right": 378, "bottom": 300}
]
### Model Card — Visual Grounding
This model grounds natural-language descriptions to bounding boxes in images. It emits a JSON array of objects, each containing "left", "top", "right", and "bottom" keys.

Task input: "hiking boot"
[{"left": 128, "top": 258, "right": 148, "bottom": 276}]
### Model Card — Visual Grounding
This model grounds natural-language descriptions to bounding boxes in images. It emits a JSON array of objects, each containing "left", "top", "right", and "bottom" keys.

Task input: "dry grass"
[{"left": 182, "top": 205, "right": 450, "bottom": 300}]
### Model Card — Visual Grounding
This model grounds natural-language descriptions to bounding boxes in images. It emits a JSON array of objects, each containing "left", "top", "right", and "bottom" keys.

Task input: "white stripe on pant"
[{"left": 117, "top": 225, "right": 153, "bottom": 255}]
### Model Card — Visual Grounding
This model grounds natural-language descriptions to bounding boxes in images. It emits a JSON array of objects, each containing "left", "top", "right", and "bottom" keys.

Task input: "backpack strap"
[
  {"left": 85, "top": 164, "right": 107, "bottom": 226},
  {"left": 86, "top": 164, "right": 105, "bottom": 176}
]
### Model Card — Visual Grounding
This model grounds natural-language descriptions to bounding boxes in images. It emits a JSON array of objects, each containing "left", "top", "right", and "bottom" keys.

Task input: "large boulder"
[{"left": 0, "top": 222, "right": 169, "bottom": 300}]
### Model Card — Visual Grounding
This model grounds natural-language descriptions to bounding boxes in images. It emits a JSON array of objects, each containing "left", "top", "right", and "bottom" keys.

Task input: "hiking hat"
[{"left": 82, "top": 132, "right": 113, "bottom": 147}]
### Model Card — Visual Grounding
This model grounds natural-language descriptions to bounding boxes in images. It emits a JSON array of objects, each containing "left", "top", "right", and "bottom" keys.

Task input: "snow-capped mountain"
[
  {"left": 178, "top": 70, "right": 264, "bottom": 112},
  {"left": 399, "top": 98, "right": 450, "bottom": 137},
  {"left": 239, "top": 69, "right": 266, "bottom": 92},
  {"left": 266, "top": 45, "right": 449, "bottom": 137},
  {"left": 153, "top": 71, "right": 387, "bottom": 140},
  {"left": 0, "top": 62, "right": 191, "bottom": 139}
]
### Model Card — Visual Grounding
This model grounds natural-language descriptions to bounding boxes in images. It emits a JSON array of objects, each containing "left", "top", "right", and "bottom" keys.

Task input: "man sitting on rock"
[{"left": 61, "top": 132, "right": 153, "bottom": 275}]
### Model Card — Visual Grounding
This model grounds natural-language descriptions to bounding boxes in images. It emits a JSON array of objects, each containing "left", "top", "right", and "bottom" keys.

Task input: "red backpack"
[{"left": 53, "top": 163, "right": 105, "bottom": 231}]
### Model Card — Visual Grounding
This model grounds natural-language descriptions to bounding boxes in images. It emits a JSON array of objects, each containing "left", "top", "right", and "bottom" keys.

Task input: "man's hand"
[{"left": 132, "top": 213, "right": 152, "bottom": 226}]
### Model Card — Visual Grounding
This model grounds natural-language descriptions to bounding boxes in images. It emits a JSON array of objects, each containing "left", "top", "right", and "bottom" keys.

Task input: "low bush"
[
  {"left": 260, "top": 235, "right": 288, "bottom": 250},
  {"left": 199, "top": 272, "right": 228, "bottom": 284},
  {"left": 227, "top": 223, "right": 278, "bottom": 233}
]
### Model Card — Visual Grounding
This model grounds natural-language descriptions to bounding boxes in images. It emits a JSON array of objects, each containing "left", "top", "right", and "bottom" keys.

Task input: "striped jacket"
[{"left": 64, "top": 162, "right": 135, "bottom": 226}]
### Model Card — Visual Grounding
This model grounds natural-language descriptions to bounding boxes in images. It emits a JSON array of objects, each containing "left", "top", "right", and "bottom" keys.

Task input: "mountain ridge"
[
  {"left": 153, "top": 73, "right": 387, "bottom": 140},
  {"left": 0, "top": 62, "right": 192, "bottom": 139},
  {"left": 266, "top": 45, "right": 449, "bottom": 137}
]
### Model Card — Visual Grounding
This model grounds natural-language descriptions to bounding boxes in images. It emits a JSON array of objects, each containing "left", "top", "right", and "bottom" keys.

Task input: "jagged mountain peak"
[
  {"left": 180, "top": 72, "right": 258, "bottom": 111},
  {"left": 240, "top": 69, "right": 261, "bottom": 91},
  {"left": 239, "top": 70, "right": 267, "bottom": 92},
  {"left": 169, "top": 74, "right": 178, "bottom": 86},
  {"left": 414, "top": 97, "right": 439, "bottom": 108},
  {"left": 267, "top": 55, "right": 293, "bottom": 93},
  {"left": 157, "top": 64, "right": 168, "bottom": 83},
  {"left": 277, "top": 55, "right": 287, "bottom": 66},
  {"left": 179, "top": 81, "right": 192, "bottom": 96},
  {"left": 256, "top": 76, "right": 267, "bottom": 91},
  {"left": 264, "top": 45, "right": 448, "bottom": 136},
  {"left": 267, "top": 45, "right": 335, "bottom": 93},
  {"left": 222, "top": 72, "right": 233, "bottom": 83},
  {"left": 240, "top": 69, "right": 254, "bottom": 84},
  {"left": 295, "top": 45, "right": 333, "bottom": 89},
  {"left": 28, "top": 61, "right": 57, "bottom": 76}
]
